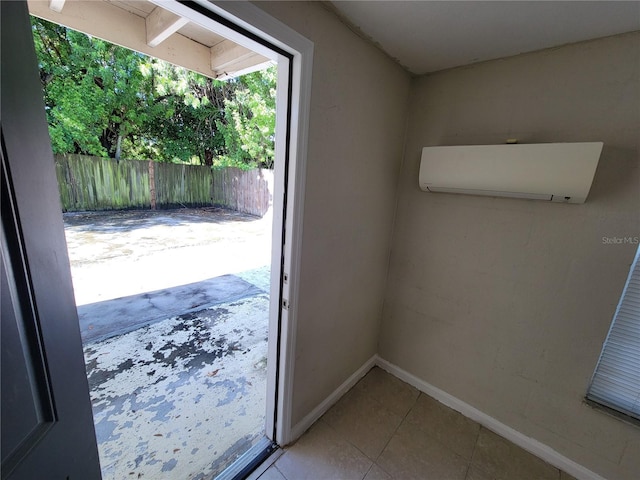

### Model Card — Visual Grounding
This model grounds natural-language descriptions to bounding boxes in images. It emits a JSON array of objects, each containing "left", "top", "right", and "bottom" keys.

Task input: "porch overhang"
[{"left": 27, "top": 0, "right": 271, "bottom": 80}]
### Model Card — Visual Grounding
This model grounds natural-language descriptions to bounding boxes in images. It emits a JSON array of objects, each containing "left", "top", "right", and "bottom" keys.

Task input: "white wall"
[
  {"left": 254, "top": 1, "right": 411, "bottom": 427},
  {"left": 381, "top": 32, "right": 640, "bottom": 479}
]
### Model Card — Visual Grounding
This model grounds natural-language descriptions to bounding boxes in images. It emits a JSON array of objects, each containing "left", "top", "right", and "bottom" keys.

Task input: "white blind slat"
[{"left": 587, "top": 246, "right": 640, "bottom": 421}]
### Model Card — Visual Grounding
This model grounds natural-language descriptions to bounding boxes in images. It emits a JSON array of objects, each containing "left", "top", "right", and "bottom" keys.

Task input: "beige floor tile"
[
  {"left": 258, "top": 465, "right": 287, "bottom": 480},
  {"left": 560, "top": 472, "right": 578, "bottom": 480},
  {"left": 405, "top": 393, "right": 480, "bottom": 460},
  {"left": 377, "top": 421, "right": 468, "bottom": 480},
  {"left": 471, "top": 428, "right": 559, "bottom": 480},
  {"left": 275, "top": 421, "right": 372, "bottom": 480},
  {"left": 354, "top": 367, "right": 419, "bottom": 417},
  {"left": 322, "top": 387, "right": 403, "bottom": 459},
  {"left": 465, "top": 465, "right": 494, "bottom": 480},
  {"left": 364, "top": 464, "right": 392, "bottom": 480}
]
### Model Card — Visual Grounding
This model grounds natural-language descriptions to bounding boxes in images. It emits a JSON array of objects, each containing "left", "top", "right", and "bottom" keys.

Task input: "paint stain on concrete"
[
  {"left": 161, "top": 458, "right": 178, "bottom": 472},
  {"left": 84, "top": 291, "right": 269, "bottom": 480}
]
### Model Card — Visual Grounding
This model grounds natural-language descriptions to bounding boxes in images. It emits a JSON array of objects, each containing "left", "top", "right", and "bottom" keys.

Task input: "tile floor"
[{"left": 258, "top": 367, "right": 577, "bottom": 480}]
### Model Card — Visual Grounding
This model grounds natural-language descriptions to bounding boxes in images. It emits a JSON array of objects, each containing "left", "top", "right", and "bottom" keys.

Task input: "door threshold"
[
  {"left": 243, "top": 447, "right": 284, "bottom": 480},
  {"left": 215, "top": 436, "right": 279, "bottom": 480}
]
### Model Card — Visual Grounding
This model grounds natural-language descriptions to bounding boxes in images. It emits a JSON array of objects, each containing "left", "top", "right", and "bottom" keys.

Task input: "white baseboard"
[
  {"left": 375, "top": 357, "right": 606, "bottom": 480},
  {"left": 290, "top": 354, "right": 377, "bottom": 441}
]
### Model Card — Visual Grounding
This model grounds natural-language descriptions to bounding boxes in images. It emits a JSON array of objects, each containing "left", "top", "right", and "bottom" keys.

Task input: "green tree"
[
  {"left": 143, "top": 61, "right": 233, "bottom": 166},
  {"left": 31, "top": 16, "right": 277, "bottom": 169},
  {"left": 33, "top": 18, "right": 151, "bottom": 159},
  {"left": 217, "top": 67, "right": 277, "bottom": 169}
]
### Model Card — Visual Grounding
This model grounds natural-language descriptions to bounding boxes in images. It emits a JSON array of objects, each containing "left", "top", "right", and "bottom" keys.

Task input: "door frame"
[{"left": 147, "top": 0, "right": 314, "bottom": 446}]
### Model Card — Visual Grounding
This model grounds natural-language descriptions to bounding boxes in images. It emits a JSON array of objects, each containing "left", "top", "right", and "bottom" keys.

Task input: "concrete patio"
[{"left": 64, "top": 208, "right": 272, "bottom": 479}]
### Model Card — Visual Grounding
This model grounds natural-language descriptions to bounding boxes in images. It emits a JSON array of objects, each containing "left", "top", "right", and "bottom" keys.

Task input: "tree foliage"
[{"left": 32, "top": 17, "right": 276, "bottom": 169}]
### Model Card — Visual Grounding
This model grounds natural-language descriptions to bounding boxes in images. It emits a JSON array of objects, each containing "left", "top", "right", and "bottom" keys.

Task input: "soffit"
[{"left": 28, "top": 0, "right": 271, "bottom": 79}]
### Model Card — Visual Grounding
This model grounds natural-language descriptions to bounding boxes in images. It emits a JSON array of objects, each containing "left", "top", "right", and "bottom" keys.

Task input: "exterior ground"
[
  {"left": 63, "top": 208, "right": 272, "bottom": 479},
  {"left": 64, "top": 207, "right": 272, "bottom": 306}
]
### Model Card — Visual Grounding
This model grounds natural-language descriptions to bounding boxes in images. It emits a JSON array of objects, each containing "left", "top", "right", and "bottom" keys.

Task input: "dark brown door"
[{"left": 1, "top": 1, "right": 101, "bottom": 478}]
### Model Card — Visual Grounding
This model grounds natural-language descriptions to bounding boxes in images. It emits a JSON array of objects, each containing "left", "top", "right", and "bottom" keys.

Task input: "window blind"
[{"left": 587, "top": 246, "right": 640, "bottom": 420}]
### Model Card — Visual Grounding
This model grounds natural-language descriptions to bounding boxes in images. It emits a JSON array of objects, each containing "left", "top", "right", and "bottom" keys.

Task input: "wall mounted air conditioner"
[{"left": 419, "top": 142, "right": 603, "bottom": 204}]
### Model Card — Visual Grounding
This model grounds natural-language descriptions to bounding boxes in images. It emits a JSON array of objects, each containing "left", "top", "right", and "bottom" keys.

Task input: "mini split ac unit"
[{"left": 419, "top": 142, "right": 603, "bottom": 204}]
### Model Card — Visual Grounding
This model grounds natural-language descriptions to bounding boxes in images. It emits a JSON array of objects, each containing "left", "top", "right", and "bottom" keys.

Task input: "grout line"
[
  {"left": 373, "top": 389, "right": 420, "bottom": 464},
  {"left": 376, "top": 463, "right": 394, "bottom": 480},
  {"left": 273, "top": 464, "right": 287, "bottom": 480},
  {"left": 361, "top": 463, "right": 375, "bottom": 480},
  {"left": 463, "top": 424, "right": 483, "bottom": 479},
  {"left": 318, "top": 416, "right": 376, "bottom": 478}
]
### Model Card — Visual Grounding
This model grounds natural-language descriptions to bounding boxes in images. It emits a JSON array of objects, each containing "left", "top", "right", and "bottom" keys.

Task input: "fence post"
[{"left": 148, "top": 160, "right": 156, "bottom": 210}]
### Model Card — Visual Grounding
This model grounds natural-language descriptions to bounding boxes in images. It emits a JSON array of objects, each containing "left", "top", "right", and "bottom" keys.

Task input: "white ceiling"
[{"left": 330, "top": 1, "right": 640, "bottom": 75}]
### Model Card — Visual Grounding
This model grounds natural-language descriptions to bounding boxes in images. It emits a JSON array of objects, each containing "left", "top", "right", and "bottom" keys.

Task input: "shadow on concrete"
[{"left": 78, "top": 275, "right": 264, "bottom": 344}]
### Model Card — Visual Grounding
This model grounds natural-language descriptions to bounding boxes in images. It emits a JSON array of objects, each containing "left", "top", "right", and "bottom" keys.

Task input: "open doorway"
[
  {"left": 3, "top": 1, "right": 310, "bottom": 477},
  {"left": 27, "top": 1, "right": 288, "bottom": 478}
]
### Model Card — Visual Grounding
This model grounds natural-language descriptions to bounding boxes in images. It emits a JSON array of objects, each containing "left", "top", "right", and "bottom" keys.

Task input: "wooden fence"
[{"left": 55, "top": 154, "right": 271, "bottom": 217}]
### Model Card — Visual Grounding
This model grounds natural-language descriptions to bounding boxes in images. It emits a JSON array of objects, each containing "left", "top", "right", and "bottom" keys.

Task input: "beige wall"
[
  {"left": 381, "top": 32, "right": 640, "bottom": 479},
  {"left": 254, "top": 2, "right": 411, "bottom": 426},
  {"left": 252, "top": 4, "right": 638, "bottom": 476}
]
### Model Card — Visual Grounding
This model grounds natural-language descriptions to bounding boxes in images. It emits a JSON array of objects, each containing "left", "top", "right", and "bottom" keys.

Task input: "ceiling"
[{"left": 330, "top": 1, "right": 640, "bottom": 75}]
